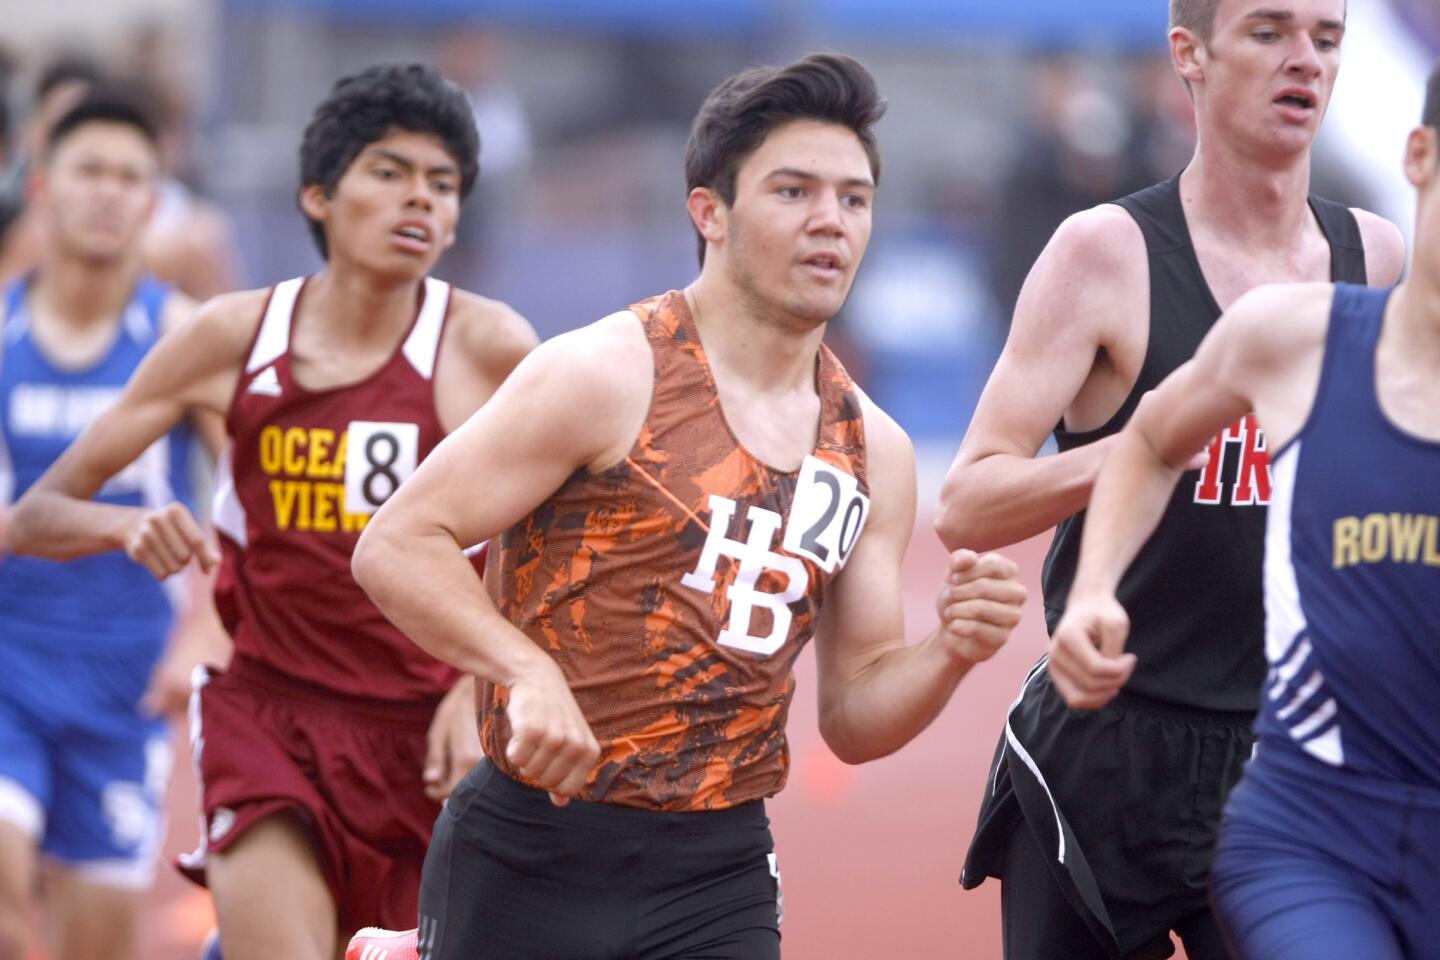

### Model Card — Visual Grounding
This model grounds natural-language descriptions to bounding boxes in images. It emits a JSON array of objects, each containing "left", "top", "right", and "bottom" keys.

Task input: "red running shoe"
[{"left": 346, "top": 927, "right": 419, "bottom": 960}]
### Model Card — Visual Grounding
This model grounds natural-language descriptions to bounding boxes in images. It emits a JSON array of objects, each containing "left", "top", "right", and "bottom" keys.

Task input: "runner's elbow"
[
  {"left": 822, "top": 732, "right": 873, "bottom": 766},
  {"left": 934, "top": 510, "right": 999, "bottom": 553},
  {"left": 826, "top": 736, "right": 891, "bottom": 766},
  {"left": 934, "top": 499, "right": 1008, "bottom": 554},
  {"left": 933, "top": 504, "right": 964, "bottom": 552},
  {"left": 936, "top": 463, "right": 1007, "bottom": 552},
  {"left": 818, "top": 712, "right": 887, "bottom": 765},
  {"left": 6, "top": 494, "right": 46, "bottom": 555},
  {"left": 350, "top": 520, "right": 392, "bottom": 599},
  {"left": 935, "top": 473, "right": 975, "bottom": 551}
]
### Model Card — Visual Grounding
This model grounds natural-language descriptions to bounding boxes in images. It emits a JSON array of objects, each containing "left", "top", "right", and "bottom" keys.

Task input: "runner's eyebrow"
[
  {"left": 1242, "top": 8, "right": 1345, "bottom": 31},
  {"left": 764, "top": 167, "right": 875, "bottom": 190},
  {"left": 368, "top": 148, "right": 459, "bottom": 177}
]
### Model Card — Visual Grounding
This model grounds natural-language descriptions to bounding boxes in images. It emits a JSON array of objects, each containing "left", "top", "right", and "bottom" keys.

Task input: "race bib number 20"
[
  {"left": 343, "top": 420, "right": 419, "bottom": 514},
  {"left": 782, "top": 455, "right": 870, "bottom": 573}
]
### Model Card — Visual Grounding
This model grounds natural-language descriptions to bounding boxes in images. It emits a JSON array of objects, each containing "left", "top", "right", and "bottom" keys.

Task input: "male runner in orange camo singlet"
[{"left": 351, "top": 53, "right": 1026, "bottom": 959}]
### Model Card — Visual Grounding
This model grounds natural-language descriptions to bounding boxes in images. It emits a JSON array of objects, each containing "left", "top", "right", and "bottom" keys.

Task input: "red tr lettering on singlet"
[
  {"left": 1193, "top": 415, "right": 1271, "bottom": 507},
  {"left": 1231, "top": 415, "right": 1272, "bottom": 505}
]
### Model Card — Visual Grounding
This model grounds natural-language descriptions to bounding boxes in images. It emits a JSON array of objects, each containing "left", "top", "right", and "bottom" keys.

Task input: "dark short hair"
[
  {"left": 46, "top": 86, "right": 159, "bottom": 160},
  {"left": 684, "top": 52, "right": 886, "bottom": 266},
  {"left": 36, "top": 55, "right": 104, "bottom": 105},
  {"left": 298, "top": 63, "right": 479, "bottom": 259},
  {"left": 1426, "top": 64, "right": 1440, "bottom": 133}
]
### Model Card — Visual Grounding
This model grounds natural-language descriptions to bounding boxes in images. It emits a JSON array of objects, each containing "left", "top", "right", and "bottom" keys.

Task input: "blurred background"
[{"left": 0, "top": 1, "right": 1433, "bottom": 957}]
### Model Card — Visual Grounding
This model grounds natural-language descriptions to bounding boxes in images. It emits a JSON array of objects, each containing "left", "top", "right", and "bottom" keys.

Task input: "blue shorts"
[
  {"left": 1211, "top": 743, "right": 1440, "bottom": 960},
  {"left": 0, "top": 626, "right": 171, "bottom": 889}
]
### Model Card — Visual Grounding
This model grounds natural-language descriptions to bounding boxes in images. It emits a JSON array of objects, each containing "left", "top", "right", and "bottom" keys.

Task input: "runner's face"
[
  {"left": 313, "top": 129, "right": 461, "bottom": 279},
  {"left": 42, "top": 122, "right": 158, "bottom": 264},
  {"left": 1200, "top": 0, "right": 1345, "bottom": 157},
  {"left": 722, "top": 119, "right": 875, "bottom": 328}
]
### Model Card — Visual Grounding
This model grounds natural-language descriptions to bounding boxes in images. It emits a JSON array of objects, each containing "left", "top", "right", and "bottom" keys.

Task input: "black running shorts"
[{"left": 416, "top": 759, "right": 782, "bottom": 960}]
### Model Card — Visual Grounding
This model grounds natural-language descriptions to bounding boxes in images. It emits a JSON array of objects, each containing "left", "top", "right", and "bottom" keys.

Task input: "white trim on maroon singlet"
[
  {"left": 210, "top": 441, "right": 246, "bottom": 549},
  {"left": 401, "top": 277, "right": 450, "bottom": 381},
  {"left": 246, "top": 278, "right": 303, "bottom": 374},
  {"left": 178, "top": 665, "right": 213, "bottom": 876}
]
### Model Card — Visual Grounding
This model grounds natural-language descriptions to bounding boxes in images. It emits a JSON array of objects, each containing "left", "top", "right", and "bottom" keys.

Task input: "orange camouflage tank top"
[{"left": 482, "top": 290, "right": 870, "bottom": 810}]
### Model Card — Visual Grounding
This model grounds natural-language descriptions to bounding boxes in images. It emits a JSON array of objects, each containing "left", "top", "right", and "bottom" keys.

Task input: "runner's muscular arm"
[
  {"left": 353, "top": 312, "right": 651, "bottom": 801},
  {"left": 355, "top": 314, "right": 640, "bottom": 684},
  {"left": 420, "top": 290, "right": 539, "bottom": 800},
  {"left": 1048, "top": 283, "right": 1333, "bottom": 709},
  {"left": 160, "top": 291, "right": 228, "bottom": 456},
  {"left": 141, "top": 293, "right": 237, "bottom": 718},
  {"left": 0, "top": 293, "right": 222, "bottom": 555},
  {"left": 7, "top": 291, "right": 260, "bottom": 573},
  {"left": 815, "top": 398, "right": 1026, "bottom": 764},
  {"left": 935, "top": 207, "right": 1148, "bottom": 551}
]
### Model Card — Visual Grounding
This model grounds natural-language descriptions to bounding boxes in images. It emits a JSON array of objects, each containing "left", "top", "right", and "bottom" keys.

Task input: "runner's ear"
[{"left": 1404, "top": 126, "right": 1437, "bottom": 189}]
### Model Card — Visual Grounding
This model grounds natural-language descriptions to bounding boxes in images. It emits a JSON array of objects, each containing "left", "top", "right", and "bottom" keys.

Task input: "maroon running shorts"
[{"left": 179, "top": 654, "right": 443, "bottom": 932}]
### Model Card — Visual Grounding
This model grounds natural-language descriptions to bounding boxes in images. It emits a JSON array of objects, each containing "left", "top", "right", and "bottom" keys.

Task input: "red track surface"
[{"left": 126, "top": 528, "right": 1188, "bottom": 960}]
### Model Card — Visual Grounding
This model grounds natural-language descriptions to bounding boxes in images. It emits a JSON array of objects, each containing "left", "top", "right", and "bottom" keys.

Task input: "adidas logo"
[
  {"left": 247, "top": 366, "right": 282, "bottom": 397},
  {"left": 358, "top": 947, "right": 389, "bottom": 960}
]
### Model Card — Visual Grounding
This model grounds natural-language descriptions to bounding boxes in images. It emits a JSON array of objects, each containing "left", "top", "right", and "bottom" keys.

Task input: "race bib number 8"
[
  {"left": 344, "top": 421, "right": 419, "bottom": 514},
  {"left": 782, "top": 455, "right": 870, "bottom": 573}
]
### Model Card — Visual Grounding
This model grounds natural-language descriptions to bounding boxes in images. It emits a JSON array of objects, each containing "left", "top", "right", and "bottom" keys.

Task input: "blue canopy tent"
[{"left": 220, "top": 0, "right": 1168, "bottom": 48}]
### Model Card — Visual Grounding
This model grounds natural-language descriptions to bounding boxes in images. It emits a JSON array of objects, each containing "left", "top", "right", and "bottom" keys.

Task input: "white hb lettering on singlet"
[
  {"left": 681, "top": 495, "right": 809, "bottom": 657},
  {"left": 680, "top": 458, "right": 869, "bottom": 657}
]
